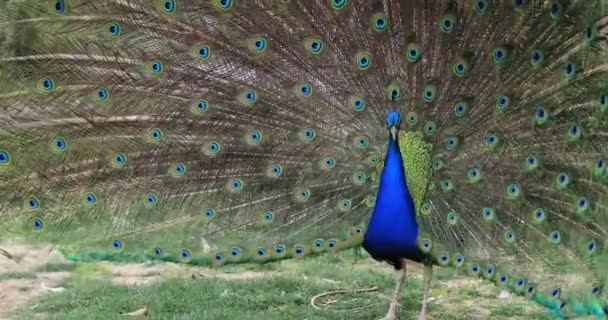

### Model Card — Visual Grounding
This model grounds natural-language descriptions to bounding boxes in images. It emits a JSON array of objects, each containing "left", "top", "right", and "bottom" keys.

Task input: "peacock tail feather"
[{"left": 0, "top": 0, "right": 607, "bottom": 318}]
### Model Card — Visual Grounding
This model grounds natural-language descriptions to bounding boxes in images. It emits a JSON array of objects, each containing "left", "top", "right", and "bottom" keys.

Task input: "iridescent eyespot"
[
  {"left": 440, "top": 15, "right": 455, "bottom": 32},
  {"left": 474, "top": 0, "right": 488, "bottom": 14},
  {"left": 386, "top": 84, "right": 401, "bottom": 101},
  {"left": 229, "top": 179, "right": 244, "bottom": 192},
  {"left": 263, "top": 212, "right": 274, "bottom": 222},
  {"left": 549, "top": 230, "right": 561, "bottom": 243},
  {"left": 485, "top": 133, "right": 499, "bottom": 148},
  {"left": 172, "top": 163, "right": 186, "bottom": 176},
  {"left": 512, "top": 0, "right": 526, "bottom": 10},
  {"left": 564, "top": 62, "right": 576, "bottom": 79},
  {"left": 453, "top": 102, "right": 468, "bottom": 117},
  {"left": 321, "top": 156, "right": 336, "bottom": 170},
  {"left": 499, "top": 275, "right": 508, "bottom": 284},
  {"left": 314, "top": 240, "right": 324, "bottom": 248},
  {"left": 405, "top": 43, "right": 421, "bottom": 63},
  {"left": 441, "top": 178, "right": 453, "bottom": 192},
  {"left": 567, "top": 123, "right": 582, "bottom": 142},
  {"left": 95, "top": 87, "right": 109, "bottom": 101},
  {"left": 587, "top": 240, "right": 597, "bottom": 254},
  {"left": 309, "top": 39, "right": 323, "bottom": 54},
  {"left": 301, "top": 128, "right": 317, "bottom": 142},
  {"left": 421, "top": 203, "right": 432, "bottom": 215},
  {"left": 330, "top": 0, "right": 346, "bottom": 9},
  {"left": 357, "top": 136, "right": 369, "bottom": 148},
  {"left": 112, "top": 153, "right": 127, "bottom": 167},
  {"left": 366, "top": 196, "right": 375, "bottom": 207},
  {"left": 191, "top": 99, "right": 208, "bottom": 113},
  {"left": 531, "top": 49, "right": 543, "bottom": 67},
  {"left": 492, "top": 47, "right": 507, "bottom": 63},
  {"left": 549, "top": 1, "right": 563, "bottom": 19},
  {"left": 447, "top": 211, "right": 458, "bottom": 225},
  {"left": 161, "top": 0, "right": 175, "bottom": 13},
  {"left": 453, "top": 59, "right": 468, "bottom": 76},
  {"left": 496, "top": 95, "right": 509, "bottom": 111},
  {"left": 555, "top": 172, "right": 570, "bottom": 190},
  {"left": 149, "top": 128, "right": 163, "bottom": 141},
  {"left": 230, "top": 247, "right": 241, "bottom": 257},
  {"left": 371, "top": 13, "right": 388, "bottom": 32},
  {"left": 534, "top": 106, "right": 548, "bottom": 126},
  {"left": 274, "top": 245, "right": 286, "bottom": 254},
  {"left": 585, "top": 23, "right": 598, "bottom": 43},
  {"left": 454, "top": 254, "right": 464, "bottom": 267},
  {"left": 485, "top": 265, "right": 494, "bottom": 277},
  {"left": 432, "top": 158, "right": 443, "bottom": 171},
  {"left": 26, "top": 196, "right": 40, "bottom": 209},
  {"left": 468, "top": 167, "right": 482, "bottom": 183},
  {"left": 576, "top": 197, "right": 589, "bottom": 214},
  {"left": 248, "top": 36, "right": 267, "bottom": 53},
  {"left": 105, "top": 21, "right": 121, "bottom": 37},
  {"left": 112, "top": 240, "right": 123, "bottom": 250},
  {"left": 295, "top": 188, "right": 311, "bottom": 202},
  {"left": 482, "top": 207, "right": 495, "bottom": 222},
  {"left": 147, "top": 59, "right": 163, "bottom": 75},
  {"left": 0, "top": 150, "right": 10, "bottom": 165},
  {"left": 351, "top": 96, "right": 365, "bottom": 111},
  {"left": 214, "top": 253, "right": 224, "bottom": 262},
  {"left": 295, "top": 83, "right": 313, "bottom": 98},
  {"left": 355, "top": 51, "right": 372, "bottom": 70},
  {"left": 39, "top": 76, "right": 55, "bottom": 92},
  {"left": 154, "top": 248, "right": 163, "bottom": 256},
  {"left": 526, "top": 155, "right": 540, "bottom": 171},
  {"left": 422, "top": 85, "right": 436, "bottom": 102},
  {"left": 532, "top": 208, "right": 546, "bottom": 223},
  {"left": 353, "top": 172, "right": 366, "bottom": 185},
  {"left": 51, "top": 136, "right": 67, "bottom": 152},
  {"left": 246, "top": 129, "right": 263, "bottom": 145},
  {"left": 340, "top": 200, "right": 351, "bottom": 209},
  {"left": 216, "top": 0, "right": 234, "bottom": 10},
  {"left": 204, "top": 208, "right": 215, "bottom": 218},
  {"left": 438, "top": 253, "right": 449, "bottom": 266},
  {"left": 445, "top": 137, "right": 459, "bottom": 151},
  {"left": 516, "top": 278, "right": 525, "bottom": 287},
  {"left": 599, "top": 94, "right": 607, "bottom": 113},
  {"left": 192, "top": 44, "right": 211, "bottom": 60},
  {"left": 470, "top": 264, "right": 480, "bottom": 273},
  {"left": 424, "top": 122, "right": 436, "bottom": 136},
  {"left": 327, "top": 240, "right": 337, "bottom": 249},
  {"left": 145, "top": 194, "right": 158, "bottom": 206},
  {"left": 33, "top": 218, "right": 44, "bottom": 230},
  {"left": 406, "top": 111, "right": 418, "bottom": 125},
  {"left": 83, "top": 192, "right": 97, "bottom": 204},
  {"left": 506, "top": 183, "right": 521, "bottom": 200},
  {"left": 504, "top": 230, "right": 515, "bottom": 242},
  {"left": 294, "top": 246, "right": 305, "bottom": 256},
  {"left": 181, "top": 249, "right": 191, "bottom": 259},
  {"left": 205, "top": 141, "right": 221, "bottom": 156},
  {"left": 51, "top": 0, "right": 66, "bottom": 14},
  {"left": 268, "top": 164, "right": 283, "bottom": 177}
]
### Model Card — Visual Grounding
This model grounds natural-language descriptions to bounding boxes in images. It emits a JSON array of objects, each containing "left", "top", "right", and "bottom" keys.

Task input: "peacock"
[{"left": 1, "top": 0, "right": 608, "bottom": 319}]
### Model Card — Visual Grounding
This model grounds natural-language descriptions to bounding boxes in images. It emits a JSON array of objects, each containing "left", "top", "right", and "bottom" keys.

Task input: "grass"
[{"left": 7, "top": 250, "right": 555, "bottom": 320}]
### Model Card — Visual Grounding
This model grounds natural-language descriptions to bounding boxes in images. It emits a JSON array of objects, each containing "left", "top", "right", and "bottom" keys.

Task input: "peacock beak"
[{"left": 390, "top": 126, "right": 397, "bottom": 140}]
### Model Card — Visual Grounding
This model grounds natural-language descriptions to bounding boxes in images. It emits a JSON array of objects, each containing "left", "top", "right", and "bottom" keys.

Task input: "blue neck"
[{"left": 362, "top": 133, "right": 422, "bottom": 264}]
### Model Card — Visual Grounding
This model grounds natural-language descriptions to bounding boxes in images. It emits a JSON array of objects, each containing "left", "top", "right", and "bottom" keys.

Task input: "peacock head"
[{"left": 386, "top": 110, "right": 400, "bottom": 140}]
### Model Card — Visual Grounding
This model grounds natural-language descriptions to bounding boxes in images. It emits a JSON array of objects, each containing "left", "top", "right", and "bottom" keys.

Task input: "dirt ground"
[{"left": 0, "top": 241, "right": 269, "bottom": 320}]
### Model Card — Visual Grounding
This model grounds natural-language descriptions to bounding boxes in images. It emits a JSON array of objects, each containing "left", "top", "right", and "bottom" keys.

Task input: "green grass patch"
[
  {"left": 0, "top": 271, "right": 36, "bottom": 281},
  {"left": 11, "top": 251, "right": 555, "bottom": 320}
]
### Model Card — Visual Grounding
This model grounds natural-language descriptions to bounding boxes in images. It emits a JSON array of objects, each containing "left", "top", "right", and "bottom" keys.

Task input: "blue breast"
[{"left": 362, "top": 134, "right": 422, "bottom": 266}]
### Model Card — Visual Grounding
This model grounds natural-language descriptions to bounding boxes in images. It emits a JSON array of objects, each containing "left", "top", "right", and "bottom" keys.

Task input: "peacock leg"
[
  {"left": 417, "top": 263, "right": 433, "bottom": 320},
  {"left": 379, "top": 259, "right": 407, "bottom": 320}
]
